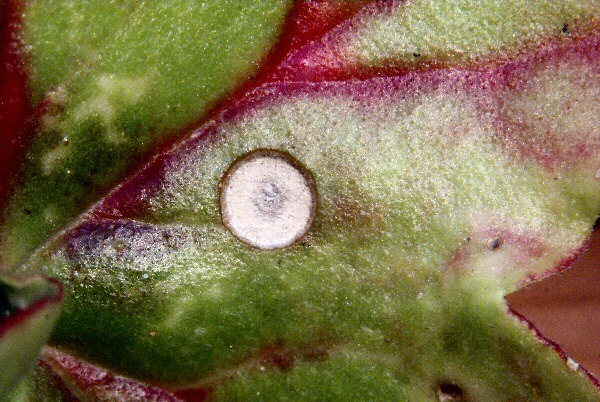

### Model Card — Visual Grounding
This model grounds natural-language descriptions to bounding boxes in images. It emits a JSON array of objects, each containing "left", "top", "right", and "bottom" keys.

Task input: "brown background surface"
[{"left": 507, "top": 226, "right": 600, "bottom": 378}]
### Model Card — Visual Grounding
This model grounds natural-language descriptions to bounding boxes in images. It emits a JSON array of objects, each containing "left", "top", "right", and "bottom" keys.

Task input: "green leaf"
[
  {"left": 0, "top": 275, "right": 62, "bottom": 397},
  {"left": 3, "top": 0, "right": 600, "bottom": 399},
  {"left": 1, "top": 0, "right": 292, "bottom": 267}
]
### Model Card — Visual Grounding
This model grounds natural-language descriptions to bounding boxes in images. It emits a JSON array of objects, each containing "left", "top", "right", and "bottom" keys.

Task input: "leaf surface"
[
  {"left": 1, "top": 0, "right": 292, "bottom": 267},
  {"left": 3, "top": 1, "right": 600, "bottom": 400},
  {"left": 0, "top": 274, "right": 62, "bottom": 398}
]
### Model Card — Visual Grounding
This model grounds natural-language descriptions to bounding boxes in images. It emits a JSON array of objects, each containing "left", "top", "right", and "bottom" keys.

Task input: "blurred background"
[{"left": 507, "top": 220, "right": 600, "bottom": 378}]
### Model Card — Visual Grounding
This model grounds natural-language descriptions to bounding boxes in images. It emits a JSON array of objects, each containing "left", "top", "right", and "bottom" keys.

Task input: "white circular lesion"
[{"left": 219, "top": 149, "right": 317, "bottom": 250}]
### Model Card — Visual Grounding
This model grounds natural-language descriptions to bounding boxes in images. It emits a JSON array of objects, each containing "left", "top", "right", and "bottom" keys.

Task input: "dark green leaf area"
[
  {"left": 0, "top": 283, "right": 16, "bottom": 321},
  {"left": 35, "top": 237, "right": 598, "bottom": 401},
  {"left": 216, "top": 287, "right": 599, "bottom": 401}
]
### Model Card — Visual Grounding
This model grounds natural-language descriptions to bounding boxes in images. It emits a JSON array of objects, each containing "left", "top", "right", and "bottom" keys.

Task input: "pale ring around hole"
[{"left": 219, "top": 149, "right": 317, "bottom": 250}]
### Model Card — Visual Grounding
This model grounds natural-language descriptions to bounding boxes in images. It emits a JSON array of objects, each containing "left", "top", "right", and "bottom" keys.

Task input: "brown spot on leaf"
[
  {"left": 437, "top": 382, "right": 465, "bottom": 401},
  {"left": 332, "top": 194, "right": 382, "bottom": 229},
  {"left": 487, "top": 236, "right": 503, "bottom": 250},
  {"left": 259, "top": 340, "right": 296, "bottom": 371},
  {"left": 301, "top": 345, "right": 331, "bottom": 362}
]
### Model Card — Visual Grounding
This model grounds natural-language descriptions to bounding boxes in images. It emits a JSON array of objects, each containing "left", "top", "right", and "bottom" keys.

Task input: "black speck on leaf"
[{"left": 488, "top": 237, "right": 503, "bottom": 250}]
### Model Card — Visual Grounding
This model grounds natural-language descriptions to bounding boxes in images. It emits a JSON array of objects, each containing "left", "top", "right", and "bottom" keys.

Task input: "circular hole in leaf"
[{"left": 219, "top": 149, "right": 317, "bottom": 250}]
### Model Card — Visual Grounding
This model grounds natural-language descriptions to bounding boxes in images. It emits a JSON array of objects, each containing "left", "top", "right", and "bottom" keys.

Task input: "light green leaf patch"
[{"left": 342, "top": 0, "right": 600, "bottom": 66}]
